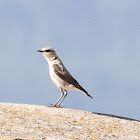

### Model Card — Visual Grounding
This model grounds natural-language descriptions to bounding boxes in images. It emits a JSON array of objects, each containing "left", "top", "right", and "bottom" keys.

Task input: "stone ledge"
[{"left": 0, "top": 103, "right": 139, "bottom": 140}]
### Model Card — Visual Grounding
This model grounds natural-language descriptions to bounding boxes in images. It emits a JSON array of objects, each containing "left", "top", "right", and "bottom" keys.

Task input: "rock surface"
[{"left": 0, "top": 103, "right": 139, "bottom": 140}]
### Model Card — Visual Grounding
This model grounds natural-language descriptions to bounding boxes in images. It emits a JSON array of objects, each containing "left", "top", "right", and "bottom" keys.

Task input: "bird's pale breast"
[{"left": 49, "top": 64, "right": 77, "bottom": 90}]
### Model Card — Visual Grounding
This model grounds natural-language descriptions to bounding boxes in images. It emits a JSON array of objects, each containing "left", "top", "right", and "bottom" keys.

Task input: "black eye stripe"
[{"left": 46, "top": 50, "right": 51, "bottom": 52}]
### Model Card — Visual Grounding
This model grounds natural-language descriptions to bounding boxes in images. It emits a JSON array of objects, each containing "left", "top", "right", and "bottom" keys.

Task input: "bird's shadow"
[{"left": 92, "top": 112, "right": 140, "bottom": 122}]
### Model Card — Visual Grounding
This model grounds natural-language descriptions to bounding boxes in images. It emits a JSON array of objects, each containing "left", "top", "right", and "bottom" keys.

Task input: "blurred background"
[{"left": 0, "top": 0, "right": 139, "bottom": 120}]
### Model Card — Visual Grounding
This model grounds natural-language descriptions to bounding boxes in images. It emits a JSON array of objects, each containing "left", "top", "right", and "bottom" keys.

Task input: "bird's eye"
[{"left": 46, "top": 50, "right": 51, "bottom": 52}]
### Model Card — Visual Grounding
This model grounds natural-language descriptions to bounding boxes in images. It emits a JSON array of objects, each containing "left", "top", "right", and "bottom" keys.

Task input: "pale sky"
[{"left": 0, "top": 0, "right": 139, "bottom": 120}]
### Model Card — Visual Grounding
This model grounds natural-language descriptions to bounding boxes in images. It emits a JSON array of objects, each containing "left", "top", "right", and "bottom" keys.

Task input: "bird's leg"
[
  {"left": 53, "top": 88, "right": 64, "bottom": 107},
  {"left": 57, "top": 90, "right": 68, "bottom": 107}
]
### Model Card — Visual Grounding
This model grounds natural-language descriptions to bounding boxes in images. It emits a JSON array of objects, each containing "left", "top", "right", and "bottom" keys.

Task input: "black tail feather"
[
  {"left": 77, "top": 85, "right": 93, "bottom": 99},
  {"left": 85, "top": 92, "right": 93, "bottom": 99}
]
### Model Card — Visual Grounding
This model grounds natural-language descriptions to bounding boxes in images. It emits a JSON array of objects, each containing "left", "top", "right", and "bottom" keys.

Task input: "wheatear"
[{"left": 38, "top": 47, "right": 93, "bottom": 107}]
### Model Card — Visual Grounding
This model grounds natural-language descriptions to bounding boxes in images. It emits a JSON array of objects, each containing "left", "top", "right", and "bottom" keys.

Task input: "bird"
[{"left": 37, "top": 47, "right": 93, "bottom": 107}]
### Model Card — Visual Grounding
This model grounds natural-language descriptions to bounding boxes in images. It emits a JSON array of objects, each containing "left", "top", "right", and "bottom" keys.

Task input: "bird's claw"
[{"left": 48, "top": 104, "right": 65, "bottom": 108}]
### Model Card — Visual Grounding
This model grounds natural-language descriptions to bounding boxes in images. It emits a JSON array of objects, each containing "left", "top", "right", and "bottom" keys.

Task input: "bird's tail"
[
  {"left": 78, "top": 85, "right": 93, "bottom": 99},
  {"left": 85, "top": 92, "right": 93, "bottom": 99}
]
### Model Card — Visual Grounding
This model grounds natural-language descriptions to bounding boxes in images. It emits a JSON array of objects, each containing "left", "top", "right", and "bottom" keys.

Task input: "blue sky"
[{"left": 0, "top": 1, "right": 139, "bottom": 120}]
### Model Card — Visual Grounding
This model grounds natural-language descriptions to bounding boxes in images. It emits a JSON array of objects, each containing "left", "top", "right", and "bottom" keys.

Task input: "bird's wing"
[{"left": 53, "top": 63, "right": 88, "bottom": 94}]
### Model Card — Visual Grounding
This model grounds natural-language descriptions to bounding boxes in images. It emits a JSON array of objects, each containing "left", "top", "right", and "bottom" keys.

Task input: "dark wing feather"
[
  {"left": 53, "top": 64, "right": 80, "bottom": 87},
  {"left": 53, "top": 64, "right": 93, "bottom": 99}
]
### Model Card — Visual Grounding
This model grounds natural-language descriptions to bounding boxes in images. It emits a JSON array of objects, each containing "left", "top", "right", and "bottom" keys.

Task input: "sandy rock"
[{"left": 0, "top": 103, "right": 139, "bottom": 140}]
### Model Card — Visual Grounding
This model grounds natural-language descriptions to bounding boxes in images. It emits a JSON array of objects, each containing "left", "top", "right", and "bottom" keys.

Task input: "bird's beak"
[{"left": 37, "top": 50, "right": 43, "bottom": 52}]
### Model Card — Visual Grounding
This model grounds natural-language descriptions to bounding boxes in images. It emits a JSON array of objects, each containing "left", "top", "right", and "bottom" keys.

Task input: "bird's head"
[{"left": 37, "top": 47, "right": 57, "bottom": 61}]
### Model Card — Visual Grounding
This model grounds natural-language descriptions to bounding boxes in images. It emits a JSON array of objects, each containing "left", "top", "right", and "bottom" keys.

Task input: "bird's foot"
[{"left": 48, "top": 104, "right": 64, "bottom": 108}]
